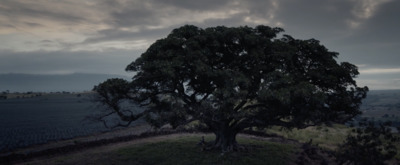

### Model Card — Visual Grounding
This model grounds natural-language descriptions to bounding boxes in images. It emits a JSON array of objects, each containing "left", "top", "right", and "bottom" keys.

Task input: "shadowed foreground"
[
  {"left": 3, "top": 125, "right": 399, "bottom": 164},
  {"left": 14, "top": 133, "right": 299, "bottom": 165}
]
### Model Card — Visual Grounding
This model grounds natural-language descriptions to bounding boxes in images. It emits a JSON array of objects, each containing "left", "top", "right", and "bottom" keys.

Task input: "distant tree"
[{"left": 93, "top": 25, "right": 368, "bottom": 152}]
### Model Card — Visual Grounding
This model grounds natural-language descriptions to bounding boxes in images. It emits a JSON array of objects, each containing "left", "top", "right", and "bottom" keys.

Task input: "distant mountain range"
[{"left": 0, "top": 73, "right": 130, "bottom": 92}]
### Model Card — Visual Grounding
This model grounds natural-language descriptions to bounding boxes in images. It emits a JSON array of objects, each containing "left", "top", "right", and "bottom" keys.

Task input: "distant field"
[
  {"left": 359, "top": 90, "right": 400, "bottom": 126},
  {"left": 0, "top": 93, "right": 143, "bottom": 153}
]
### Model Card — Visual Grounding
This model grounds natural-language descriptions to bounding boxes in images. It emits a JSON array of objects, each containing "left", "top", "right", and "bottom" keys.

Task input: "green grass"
[
  {"left": 265, "top": 124, "right": 352, "bottom": 150},
  {"left": 266, "top": 124, "right": 400, "bottom": 160},
  {"left": 112, "top": 135, "right": 295, "bottom": 165}
]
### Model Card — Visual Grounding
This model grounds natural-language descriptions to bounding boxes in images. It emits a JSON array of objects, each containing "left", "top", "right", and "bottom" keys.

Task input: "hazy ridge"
[{"left": 0, "top": 73, "right": 130, "bottom": 92}]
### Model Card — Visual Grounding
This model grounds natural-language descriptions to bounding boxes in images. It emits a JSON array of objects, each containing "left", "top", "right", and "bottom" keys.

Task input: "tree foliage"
[
  {"left": 93, "top": 25, "right": 368, "bottom": 151},
  {"left": 336, "top": 120, "right": 399, "bottom": 165}
]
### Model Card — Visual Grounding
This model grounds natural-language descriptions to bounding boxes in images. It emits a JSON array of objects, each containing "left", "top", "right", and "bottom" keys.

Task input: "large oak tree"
[{"left": 93, "top": 25, "right": 368, "bottom": 152}]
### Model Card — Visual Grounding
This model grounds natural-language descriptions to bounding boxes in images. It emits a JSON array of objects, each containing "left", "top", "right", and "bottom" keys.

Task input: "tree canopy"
[{"left": 93, "top": 25, "right": 368, "bottom": 151}]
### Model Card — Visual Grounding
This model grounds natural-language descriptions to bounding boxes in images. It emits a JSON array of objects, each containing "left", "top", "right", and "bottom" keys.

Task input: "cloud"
[
  {"left": 157, "top": 0, "right": 232, "bottom": 11},
  {"left": 78, "top": 0, "right": 282, "bottom": 47},
  {"left": 356, "top": 78, "right": 400, "bottom": 90},
  {"left": 0, "top": 0, "right": 112, "bottom": 51},
  {"left": 356, "top": 66, "right": 400, "bottom": 89},
  {"left": 0, "top": 0, "right": 93, "bottom": 28},
  {"left": 2, "top": 0, "right": 365, "bottom": 51},
  {"left": 350, "top": 0, "right": 392, "bottom": 19},
  {"left": 0, "top": 0, "right": 399, "bottom": 89},
  {"left": 1, "top": 0, "right": 398, "bottom": 50},
  {"left": 348, "top": 0, "right": 400, "bottom": 44},
  {"left": 336, "top": 42, "right": 400, "bottom": 70},
  {"left": 0, "top": 0, "right": 259, "bottom": 51},
  {"left": 271, "top": 0, "right": 354, "bottom": 40},
  {"left": 82, "top": 27, "right": 169, "bottom": 45},
  {"left": 23, "top": 22, "right": 43, "bottom": 27},
  {"left": 92, "top": 0, "right": 238, "bottom": 29},
  {"left": 359, "top": 68, "right": 400, "bottom": 74}
]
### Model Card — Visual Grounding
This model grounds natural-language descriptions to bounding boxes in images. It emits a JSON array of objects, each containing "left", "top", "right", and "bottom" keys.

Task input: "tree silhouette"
[{"left": 93, "top": 25, "right": 368, "bottom": 152}]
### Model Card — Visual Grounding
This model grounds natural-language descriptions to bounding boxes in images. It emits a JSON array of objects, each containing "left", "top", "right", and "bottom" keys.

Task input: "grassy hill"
[{"left": 12, "top": 134, "right": 300, "bottom": 165}]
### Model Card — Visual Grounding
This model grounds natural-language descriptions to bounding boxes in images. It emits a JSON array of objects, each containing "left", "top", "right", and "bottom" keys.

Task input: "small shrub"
[{"left": 336, "top": 120, "right": 399, "bottom": 165}]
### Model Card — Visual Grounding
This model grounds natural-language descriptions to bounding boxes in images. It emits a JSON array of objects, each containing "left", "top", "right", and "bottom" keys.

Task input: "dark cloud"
[
  {"left": 91, "top": 0, "right": 253, "bottom": 31},
  {"left": 24, "top": 22, "right": 43, "bottom": 27},
  {"left": 110, "top": 9, "right": 159, "bottom": 27},
  {"left": 81, "top": 0, "right": 271, "bottom": 45},
  {"left": 0, "top": 24, "right": 15, "bottom": 29},
  {"left": 157, "top": 0, "right": 232, "bottom": 11},
  {"left": 273, "top": 0, "right": 355, "bottom": 40},
  {"left": 106, "top": 1, "right": 162, "bottom": 27},
  {"left": 201, "top": 15, "right": 254, "bottom": 28},
  {"left": 336, "top": 43, "right": 400, "bottom": 68},
  {"left": 0, "top": 1, "right": 87, "bottom": 24},
  {"left": 40, "top": 39, "right": 54, "bottom": 43},
  {"left": 339, "top": 0, "right": 400, "bottom": 45},
  {"left": 80, "top": 0, "right": 356, "bottom": 46},
  {"left": 82, "top": 27, "right": 173, "bottom": 45},
  {"left": 327, "top": 1, "right": 400, "bottom": 70}
]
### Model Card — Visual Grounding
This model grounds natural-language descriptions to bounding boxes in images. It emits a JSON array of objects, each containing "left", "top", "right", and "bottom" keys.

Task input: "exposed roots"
[{"left": 197, "top": 136, "right": 250, "bottom": 153}]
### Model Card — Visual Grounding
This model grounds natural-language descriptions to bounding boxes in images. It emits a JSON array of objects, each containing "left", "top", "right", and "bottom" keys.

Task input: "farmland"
[
  {"left": 359, "top": 90, "right": 400, "bottom": 127},
  {"left": 0, "top": 92, "right": 143, "bottom": 153}
]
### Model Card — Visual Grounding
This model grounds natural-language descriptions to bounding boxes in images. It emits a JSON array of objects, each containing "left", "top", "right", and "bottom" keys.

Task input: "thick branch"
[
  {"left": 233, "top": 100, "right": 248, "bottom": 112},
  {"left": 241, "top": 103, "right": 267, "bottom": 111}
]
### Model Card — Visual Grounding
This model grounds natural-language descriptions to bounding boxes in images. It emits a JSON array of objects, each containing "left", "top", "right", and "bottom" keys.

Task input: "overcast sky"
[{"left": 0, "top": 0, "right": 399, "bottom": 90}]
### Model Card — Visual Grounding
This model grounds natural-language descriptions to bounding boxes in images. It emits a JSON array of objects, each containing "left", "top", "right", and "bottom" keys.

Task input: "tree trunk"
[{"left": 212, "top": 127, "right": 239, "bottom": 152}]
